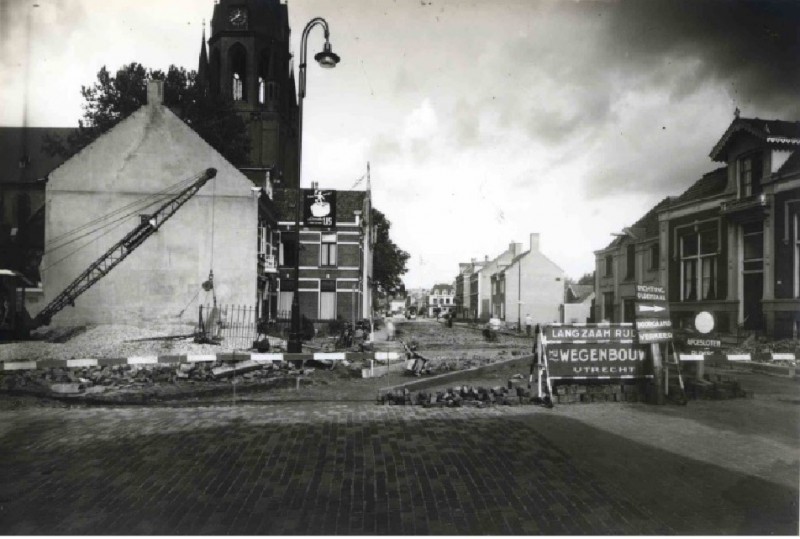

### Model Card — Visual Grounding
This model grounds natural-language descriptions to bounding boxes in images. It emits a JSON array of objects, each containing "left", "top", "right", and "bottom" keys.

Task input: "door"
[{"left": 742, "top": 273, "right": 763, "bottom": 330}]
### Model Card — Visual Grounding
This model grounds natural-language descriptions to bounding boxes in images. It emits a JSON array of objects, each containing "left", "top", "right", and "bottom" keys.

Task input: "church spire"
[{"left": 197, "top": 21, "right": 209, "bottom": 95}]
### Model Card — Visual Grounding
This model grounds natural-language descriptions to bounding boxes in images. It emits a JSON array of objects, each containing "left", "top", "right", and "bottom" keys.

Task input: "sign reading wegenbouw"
[
  {"left": 543, "top": 323, "right": 652, "bottom": 379},
  {"left": 302, "top": 189, "right": 336, "bottom": 227},
  {"left": 634, "top": 284, "right": 673, "bottom": 344}
]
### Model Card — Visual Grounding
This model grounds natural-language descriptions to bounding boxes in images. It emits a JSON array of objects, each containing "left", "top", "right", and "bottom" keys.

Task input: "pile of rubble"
[
  {"left": 378, "top": 383, "right": 551, "bottom": 408},
  {"left": 0, "top": 360, "right": 316, "bottom": 398}
]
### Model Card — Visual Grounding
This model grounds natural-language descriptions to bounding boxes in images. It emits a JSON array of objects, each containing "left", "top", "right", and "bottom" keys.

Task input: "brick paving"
[{"left": 0, "top": 398, "right": 797, "bottom": 535}]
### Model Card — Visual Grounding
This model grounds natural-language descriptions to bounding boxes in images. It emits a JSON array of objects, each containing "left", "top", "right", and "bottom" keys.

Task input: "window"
[
  {"left": 604, "top": 255, "right": 613, "bottom": 277},
  {"left": 603, "top": 292, "right": 615, "bottom": 322},
  {"left": 795, "top": 213, "right": 800, "bottom": 298},
  {"left": 232, "top": 72, "right": 244, "bottom": 101},
  {"left": 258, "top": 77, "right": 265, "bottom": 104},
  {"left": 280, "top": 235, "right": 297, "bottom": 267},
  {"left": 626, "top": 244, "right": 635, "bottom": 279},
  {"left": 649, "top": 243, "right": 659, "bottom": 271},
  {"left": 320, "top": 280, "right": 336, "bottom": 320},
  {"left": 320, "top": 233, "right": 336, "bottom": 267},
  {"left": 680, "top": 224, "right": 719, "bottom": 301},
  {"left": 623, "top": 299, "right": 635, "bottom": 323},
  {"left": 738, "top": 153, "right": 763, "bottom": 197}
]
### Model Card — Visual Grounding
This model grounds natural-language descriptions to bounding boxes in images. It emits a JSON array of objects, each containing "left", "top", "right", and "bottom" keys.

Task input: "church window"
[
  {"left": 233, "top": 73, "right": 243, "bottom": 101},
  {"left": 228, "top": 43, "right": 247, "bottom": 101}
]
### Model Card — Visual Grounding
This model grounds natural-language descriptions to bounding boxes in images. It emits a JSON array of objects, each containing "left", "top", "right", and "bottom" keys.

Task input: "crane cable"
[
  {"left": 43, "top": 173, "right": 200, "bottom": 253},
  {"left": 40, "top": 171, "right": 205, "bottom": 272}
]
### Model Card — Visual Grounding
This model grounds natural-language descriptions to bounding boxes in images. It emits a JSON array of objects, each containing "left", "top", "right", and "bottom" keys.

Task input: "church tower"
[{"left": 202, "top": 0, "right": 299, "bottom": 186}]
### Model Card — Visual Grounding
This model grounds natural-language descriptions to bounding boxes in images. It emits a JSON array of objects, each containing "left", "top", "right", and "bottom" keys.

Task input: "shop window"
[{"left": 680, "top": 224, "right": 719, "bottom": 301}]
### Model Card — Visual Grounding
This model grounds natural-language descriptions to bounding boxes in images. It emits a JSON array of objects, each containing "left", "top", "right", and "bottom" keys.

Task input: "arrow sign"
[{"left": 638, "top": 305, "right": 665, "bottom": 313}]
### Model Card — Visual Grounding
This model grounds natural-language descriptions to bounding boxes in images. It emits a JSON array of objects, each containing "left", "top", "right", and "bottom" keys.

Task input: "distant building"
[
  {"left": 492, "top": 234, "right": 566, "bottom": 327},
  {"left": 455, "top": 258, "right": 485, "bottom": 320},
  {"left": 562, "top": 283, "right": 595, "bottom": 323},
  {"left": 427, "top": 283, "right": 455, "bottom": 318},
  {"left": 470, "top": 243, "right": 522, "bottom": 321}
]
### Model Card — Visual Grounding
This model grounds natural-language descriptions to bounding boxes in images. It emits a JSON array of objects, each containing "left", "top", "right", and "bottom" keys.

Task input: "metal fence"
[{"left": 196, "top": 304, "right": 294, "bottom": 350}]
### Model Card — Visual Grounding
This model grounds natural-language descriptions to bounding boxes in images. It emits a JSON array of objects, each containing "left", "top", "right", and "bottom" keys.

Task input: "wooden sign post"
[{"left": 634, "top": 285, "right": 673, "bottom": 405}]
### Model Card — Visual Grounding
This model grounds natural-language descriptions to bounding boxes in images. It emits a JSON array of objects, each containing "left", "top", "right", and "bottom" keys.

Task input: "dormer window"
[{"left": 738, "top": 152, "right": 763, "bottom": 198}]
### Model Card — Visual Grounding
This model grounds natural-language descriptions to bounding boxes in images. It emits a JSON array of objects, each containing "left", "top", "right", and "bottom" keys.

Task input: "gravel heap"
[{"left": 0, "top": 324, "right": 282, "bottom": 362}]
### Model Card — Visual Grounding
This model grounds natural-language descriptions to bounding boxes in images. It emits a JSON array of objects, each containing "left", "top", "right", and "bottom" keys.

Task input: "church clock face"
[{"left": 229, "top": 7, "right": 248, "bottom": 28}]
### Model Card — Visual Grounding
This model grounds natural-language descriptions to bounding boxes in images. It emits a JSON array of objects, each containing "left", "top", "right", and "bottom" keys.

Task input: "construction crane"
[{"left": 23, "top": 167, "right": 218, "bottom": 332}]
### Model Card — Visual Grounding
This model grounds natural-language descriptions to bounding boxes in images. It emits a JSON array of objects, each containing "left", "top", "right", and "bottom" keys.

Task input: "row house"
[
  {"left": 491, "top": 234, "right": 566, "bottom": 327},
  {"left": 427, "top": 283, "right": 455, "bottom": 317},
  {"left": 272, "top": 183, "right": 373, "bottom": 324},
  {"left": 455, "top": 259, "right": 485, "bottom": 319},
  {"left": 470, "top": 243, "right": 522, "bottom": 321},
  {"left": 595, "top": 116, "right": 800, "bottom": 338},
  {"left": 595, "top": 198, "right": 671, "bottom": 323}
]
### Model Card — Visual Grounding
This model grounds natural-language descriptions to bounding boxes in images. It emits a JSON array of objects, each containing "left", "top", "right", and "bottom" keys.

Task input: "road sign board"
[
  {"left": 545, "top": 342, "right": 653, "bottom": 379},
  {"left": 634, "top": 284, "right": 672, "bottom": 343},
  {"left": 545, "top": 323, "right": 636, "bottom": 342}
]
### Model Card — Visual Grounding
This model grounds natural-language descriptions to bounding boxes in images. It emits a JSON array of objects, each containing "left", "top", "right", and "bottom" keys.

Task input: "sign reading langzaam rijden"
[{"left": 543, "top": 324, "right": 653, "bottom": 379}]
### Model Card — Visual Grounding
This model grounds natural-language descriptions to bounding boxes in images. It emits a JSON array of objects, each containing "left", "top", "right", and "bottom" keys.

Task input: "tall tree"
[
  {"left": 44, "top": 63, "right": 250, "bottom": 165},
  {"left": 370, "top": 208, "right": 410, "bottom": 296}
]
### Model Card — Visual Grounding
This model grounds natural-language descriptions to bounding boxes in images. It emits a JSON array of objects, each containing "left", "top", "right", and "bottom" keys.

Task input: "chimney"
[
  {"left": 530, "top": 233, "right": 540, "bottom": 252},
  {"left": 147, "top": 79, "right": 164, "bottom": 106}
]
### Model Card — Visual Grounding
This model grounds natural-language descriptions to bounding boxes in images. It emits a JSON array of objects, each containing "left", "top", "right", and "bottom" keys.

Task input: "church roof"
[{"left": 0, "top": 127, "right": 74, "bottom": 183}]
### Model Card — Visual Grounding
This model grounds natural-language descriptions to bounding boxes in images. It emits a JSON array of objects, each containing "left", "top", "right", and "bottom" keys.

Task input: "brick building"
[
  {"left": 272, "top": 185, "right": 373, "bottom": 324},
  {"left": 594, "top": 116, "right": 800, "bottom": 338},
  {"left": 594, "top": 198, "right": 670, "bottom": 323}
]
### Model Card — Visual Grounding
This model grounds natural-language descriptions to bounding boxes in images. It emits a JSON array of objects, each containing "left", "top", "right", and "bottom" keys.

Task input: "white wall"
[{"left": 43, "top": 100, "right": 257, "bottom": 326}]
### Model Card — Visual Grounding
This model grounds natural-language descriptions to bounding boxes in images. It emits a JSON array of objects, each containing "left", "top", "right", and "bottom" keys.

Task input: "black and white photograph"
[{"left": 0, "top": 0, "right": 798, "bottom": 534}]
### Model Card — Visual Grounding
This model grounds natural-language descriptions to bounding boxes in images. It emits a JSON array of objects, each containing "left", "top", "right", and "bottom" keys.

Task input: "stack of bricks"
[{"left": 553, "top": 383, "right": 645, "bottom": 404}]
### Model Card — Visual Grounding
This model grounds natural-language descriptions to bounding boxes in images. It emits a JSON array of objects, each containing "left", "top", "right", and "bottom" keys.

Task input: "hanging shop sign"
[
  {"left": 303, "top": 189, "right": 336, "bottom": 227},
  {"left": 543, "top": 323, "right": 652, "bottom": 379},
  {"left": 634, "top": 284, "right": 673, "bottom": 343}
]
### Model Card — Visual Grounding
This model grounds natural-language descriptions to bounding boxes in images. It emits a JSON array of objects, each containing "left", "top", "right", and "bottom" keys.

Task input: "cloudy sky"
[{"left": 2, "top": 0, "right": 799, "bottom": 288}]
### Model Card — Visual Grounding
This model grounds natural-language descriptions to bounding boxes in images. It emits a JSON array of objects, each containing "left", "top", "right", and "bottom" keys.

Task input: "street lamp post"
[{"left": 287, "top": 18, "right": 340, "bottom": 353}]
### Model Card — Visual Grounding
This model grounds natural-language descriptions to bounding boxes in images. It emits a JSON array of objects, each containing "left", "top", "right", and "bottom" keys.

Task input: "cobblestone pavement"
[{"left": 0, "top": 397, "right": 797, "bottom": 535}]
